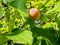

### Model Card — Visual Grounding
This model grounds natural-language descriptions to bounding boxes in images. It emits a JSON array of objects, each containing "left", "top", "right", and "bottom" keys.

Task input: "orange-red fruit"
[{"left": 28, "top": 8, "right": 39, "bottom": 20}]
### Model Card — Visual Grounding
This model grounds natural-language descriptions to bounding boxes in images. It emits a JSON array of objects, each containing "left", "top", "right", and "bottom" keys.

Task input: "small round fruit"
[{"left": 28, "top": 8, "right": 40, "bottom": 20}]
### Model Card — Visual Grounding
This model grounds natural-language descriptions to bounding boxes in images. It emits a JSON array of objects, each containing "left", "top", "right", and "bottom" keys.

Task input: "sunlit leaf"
[
  {"left": 9, "top": 0, "right": 28, "bottom": 16},
  {"left": 53, "top": 1, "right": 60, "bottom": 12},
  {"left": 7, "top": 29, "right": 33, "bottom": 44}
]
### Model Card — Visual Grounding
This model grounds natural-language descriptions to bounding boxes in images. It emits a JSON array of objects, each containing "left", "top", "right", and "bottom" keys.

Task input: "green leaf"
[
  {"left": 45, "top": 0, "right": 52, "bottom": 7},
  {"left": 42, "top": 22, "right": 53, "bottom": 28},
  {"left": 0, "top": 34, "right": 8, "bottom": 45},
  {"left": 24, "top": 0, "right": 31, "bottom": 2},
  {"left": 31, "top": 27, "right": 56, "bottom": 44},
  {"left": 0, "top": 0, "right": 2, "bottom": 2},
  {"left": 9, "top": 0, "right": 28, "bottom": 16},
  {"left": 55, "top": 13, "right": 60, "bottom": 36},
  {"left": 5, "top": 8, "right": 15, "bottom": 32},
  {"left": 7, "top": 29, "right": 33, "bottom": 44},
  {"left": 40, "top": 14, "right": 47, "bottom": 22},
  {"left": 41, "top": 39, "right": 47, "bottom": 45},
  {"left": 8, "top": 14, "right": 15, "bottom": 32},
  {"left": 53, "top": 1, "right": 60, "bottom": 12},
  {"left": 3, "top": 0, "right": 7, "bottom": 3},
  {"left": 55, "top": 13, "right": 60, "bottom": 29},
  {"left": 23, "top": 17, "right": 35, "bottom": 28},
  {"left": 32, "top": 37, "right": 42, "bottom": 45},
  {"left": 5, "top": 9, "right": 10, "bottom": 22}
]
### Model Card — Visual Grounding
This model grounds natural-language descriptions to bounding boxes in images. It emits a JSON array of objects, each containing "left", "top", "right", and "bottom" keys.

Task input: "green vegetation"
[{"left": 0, "top": 0, "right": 60, "bottom": 45}]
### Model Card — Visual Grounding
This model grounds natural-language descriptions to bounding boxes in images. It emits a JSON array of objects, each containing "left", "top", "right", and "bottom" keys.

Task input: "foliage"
[{"left": 0, "top": 0, "right": 60, "bottom": 45}]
